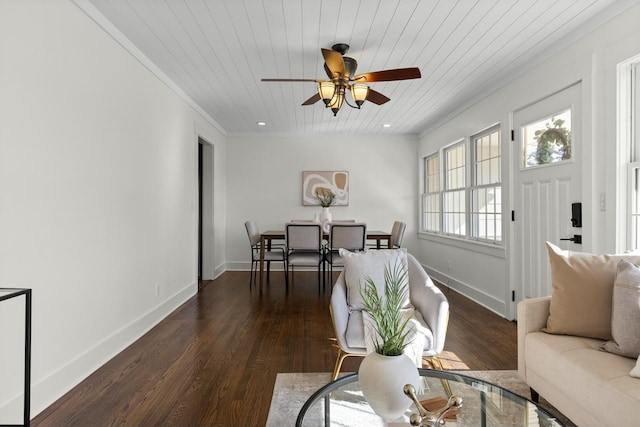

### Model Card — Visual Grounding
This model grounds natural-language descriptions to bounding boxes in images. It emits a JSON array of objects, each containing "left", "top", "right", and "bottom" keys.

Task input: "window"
[
  {"left": 620, "top": 56, "right": 640, "bottom": 250},
  {"left": 523, "top": 109, "right": 571, "bottom": 168},
  {"left": 471, "top": 126, "right": 502, "bottom": 242},
  {"left": 422, "top": 154, "right": 440, "bottom": 232},
  {"left": 630, "top": 62, "right": 640, "bottom": 250},
  {"left": 421, "top": 124, "right": 502, "bottom": 244},
  {"left": 630, "top": 164, "right": 640, "bottom": 249},
  {"left": 443, "top": 142, "right": 466, "bottom": 236}
]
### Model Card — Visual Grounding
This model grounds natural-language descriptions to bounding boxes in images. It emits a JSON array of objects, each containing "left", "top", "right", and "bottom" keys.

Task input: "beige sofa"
[{"left": 518, "top": 296, "right": 640, "bottom": 427}]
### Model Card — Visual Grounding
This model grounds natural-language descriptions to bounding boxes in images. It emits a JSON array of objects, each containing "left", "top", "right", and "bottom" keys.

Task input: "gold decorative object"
[{"left": 403, "top": 384, "right": 463, "bottom": 427}]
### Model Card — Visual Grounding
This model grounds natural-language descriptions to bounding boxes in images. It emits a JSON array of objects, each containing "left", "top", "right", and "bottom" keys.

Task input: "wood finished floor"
[{"left": 32, "top": 270, "right": 517, "bottom": 426}]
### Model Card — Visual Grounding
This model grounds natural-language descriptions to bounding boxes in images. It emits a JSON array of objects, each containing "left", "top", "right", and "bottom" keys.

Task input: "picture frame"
[{"left": 302, "top": 171, "right": 349, "bottom": 206}]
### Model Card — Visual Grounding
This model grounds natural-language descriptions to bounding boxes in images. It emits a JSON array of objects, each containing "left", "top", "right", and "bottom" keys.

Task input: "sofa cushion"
[
  {"left": 544, "top": 242, "right": 640, "bottom": 340},
  {"left": 601, "top": 260, "right": 640, "bottom": 358},
  {"left": 341, "top": 248, "right": 409, "bottom": 311},
  {"left": 524, "top": 331, "right": 640, "bottom": 427}
]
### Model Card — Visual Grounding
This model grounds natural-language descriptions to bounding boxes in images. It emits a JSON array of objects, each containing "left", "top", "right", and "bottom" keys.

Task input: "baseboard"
[
  {"left": 213, "top": 265, "right": 226, "bottom": 279},
  {"left": 9, "top": 282, "right": 197, "bottom": 419},
  {"left": 424, "top": 266, "right": 507, "bottom": 318}
]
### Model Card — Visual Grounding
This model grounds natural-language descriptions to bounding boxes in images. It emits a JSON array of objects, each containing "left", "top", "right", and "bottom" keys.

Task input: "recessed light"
[
  {"left": 383, "top": 123, "right": 391, "bottom": 128},
  {"left": 257, "top": 121, "right": 267, "bottom": 126}
]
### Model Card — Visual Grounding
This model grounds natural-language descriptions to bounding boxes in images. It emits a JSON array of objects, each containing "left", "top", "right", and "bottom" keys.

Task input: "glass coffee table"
[{"left": 296, "top": 369, "right": 564, "bottom": 426}]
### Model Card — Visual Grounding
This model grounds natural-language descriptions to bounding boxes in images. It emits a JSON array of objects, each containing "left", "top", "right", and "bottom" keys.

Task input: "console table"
[{"left": 0, "top": 288, "right": 32, "bottom": 427}]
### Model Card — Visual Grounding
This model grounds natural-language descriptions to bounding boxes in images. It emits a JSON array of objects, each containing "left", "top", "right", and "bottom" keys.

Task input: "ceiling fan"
[{"left": 261, "top": 43, "right": 421, "bottom": 116}]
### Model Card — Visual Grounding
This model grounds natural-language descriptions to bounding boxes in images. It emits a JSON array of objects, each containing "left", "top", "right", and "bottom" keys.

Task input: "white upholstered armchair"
[{"left": 330, "top": 252, "right": 449, "bottom": 380}]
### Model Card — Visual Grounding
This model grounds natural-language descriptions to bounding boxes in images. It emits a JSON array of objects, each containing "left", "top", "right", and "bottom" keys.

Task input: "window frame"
[
  {"left": 619, "top": 56, "right": 640, "bottom": 251},
  {"left": 422, "top": 153, "right": 441, "bottom": 233},
  {"left": 420, "top": 124, "right": 503, "bottom": 246},
  {"left": 629, "top": 162, "right": 640, "bottom": 250},
  {"left": 442, "top": 140, "right": 467, "bottom": 237},
  {"left": 629, "top": 63, "right": 640, "bottom": 250},
  {"left": 470, "top": 125, "right": 502, "bottom": 244}
]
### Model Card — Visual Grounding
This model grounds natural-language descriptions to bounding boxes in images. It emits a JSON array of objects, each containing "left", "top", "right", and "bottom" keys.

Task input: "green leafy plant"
[
  {"left": 528, "top": 117, "right": 571, "bottom": 166},
  {"left": 359, "top": 259, "right": 413, "bottom": 356},
  {"left": 315, "top": 188, "right": 336, "bottom": 207}
]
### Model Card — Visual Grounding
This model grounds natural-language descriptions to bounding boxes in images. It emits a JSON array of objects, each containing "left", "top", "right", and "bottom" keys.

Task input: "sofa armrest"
[
  {"left": 517, "top": 296, "right": 551, "bottom": 379},
  {"left": 408, "top": 255, "right": 449, "bottom": 355},
  {"left": 330, "top": 272, "right": 350, "bottom": 350}
]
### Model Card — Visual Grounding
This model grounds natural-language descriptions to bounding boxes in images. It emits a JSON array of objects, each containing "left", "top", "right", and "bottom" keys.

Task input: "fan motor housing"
[
  {"left": 343, "top": 57, "right": 358, "bottom": 78},
  {"left": 332, "top": 43, "right": 350, "bottom": 55}
]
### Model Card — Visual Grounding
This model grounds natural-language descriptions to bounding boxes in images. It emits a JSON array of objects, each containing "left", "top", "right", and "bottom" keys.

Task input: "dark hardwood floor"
[{"left": 32, "top": 270, "right": 516, "bottom": 426}]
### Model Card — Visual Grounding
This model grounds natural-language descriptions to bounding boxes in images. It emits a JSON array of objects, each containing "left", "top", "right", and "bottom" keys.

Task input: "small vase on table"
[{"left": 320, "top": 207, "right": 332, "bottom": 223}]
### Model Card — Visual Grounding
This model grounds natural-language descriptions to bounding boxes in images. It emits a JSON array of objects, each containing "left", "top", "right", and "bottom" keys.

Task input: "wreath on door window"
[{"left": 529, "top": 118, "right": 571, "bottom": 165}]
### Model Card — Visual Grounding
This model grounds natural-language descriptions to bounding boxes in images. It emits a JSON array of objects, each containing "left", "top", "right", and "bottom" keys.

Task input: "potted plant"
[
  {"left": 357, "top": 257, "right": 421, "bottom": 421},
  {"left": 315, "top": 188, "right": 336, "bottom": 207},
  {"left": 315, "top": 188, "right": 335, "bottom": 222},
  {"left": 360, "top": 259, "right": 413, "bottom": 355}
]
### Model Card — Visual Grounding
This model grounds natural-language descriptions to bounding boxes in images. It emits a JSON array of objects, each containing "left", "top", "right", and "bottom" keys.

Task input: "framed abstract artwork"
[{"left": 302, "top": 171, "right": 349, "bottom": 206}]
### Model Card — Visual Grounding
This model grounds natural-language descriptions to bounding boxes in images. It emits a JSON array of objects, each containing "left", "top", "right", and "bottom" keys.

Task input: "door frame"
[
  {"left": 196, "top": 134, "right": 215, "bottom": 286},
  {"left": 508, "top": 82, "right": 583, "bottom": 318}
]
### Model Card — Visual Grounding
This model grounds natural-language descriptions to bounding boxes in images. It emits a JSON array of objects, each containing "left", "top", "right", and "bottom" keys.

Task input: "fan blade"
[
  {"left": 366, "top": 89, "right": 390, "bottom": 105},
  {"left": 321, "top": 48, "right": 345, "bottom": 78},
  {"left": 353, "top": 67, "right": 421, "bottom": 82},
  {"left": 302, "top": 93, "right": 321, "bottom": 106},
  {"left": 262, "top": 78, "right": 321, "bottom": 82}
]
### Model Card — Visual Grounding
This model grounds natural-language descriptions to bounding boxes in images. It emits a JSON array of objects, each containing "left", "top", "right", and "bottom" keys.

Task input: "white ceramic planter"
[{"left": 358, "top": 352, "right": 420, "bottom": 421}]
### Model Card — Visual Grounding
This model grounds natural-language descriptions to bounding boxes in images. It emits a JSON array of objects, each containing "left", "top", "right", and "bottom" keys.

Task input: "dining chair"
[
  {"left": 245, "top": 220, "right": 287, "bottom": 289},
  {"left": 325, "top": 222, "right": 367, "bottom": 282},
  {"left": 285, "top": 222, "right": 324, "bottom": 290},
  {"left": 367, "top": 220, "right": 406, "bottom": 249},
  {"left": 390, "top": 220, "right": 406, "bottom": 248}
]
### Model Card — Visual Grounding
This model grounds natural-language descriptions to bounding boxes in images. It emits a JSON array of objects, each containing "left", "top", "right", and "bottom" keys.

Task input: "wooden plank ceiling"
[{"left": 78, "top": 0, "right": 634, "bottom": 135}]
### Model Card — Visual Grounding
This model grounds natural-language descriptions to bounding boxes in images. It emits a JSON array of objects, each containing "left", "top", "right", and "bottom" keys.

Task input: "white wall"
[
  {"left": 0, "top": 0, "right": 226, "bottom": 420},
  {"left": 225, "top": 134, "right": 419, "bottom": 269},
  {"left": 417, "top": 2, "right": 640, "bottom": 318}
]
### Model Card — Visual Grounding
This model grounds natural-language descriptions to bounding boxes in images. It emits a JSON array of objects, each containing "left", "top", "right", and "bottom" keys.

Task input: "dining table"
[{"left": 258, "top": 229, "right": 393, "bottom": 288}]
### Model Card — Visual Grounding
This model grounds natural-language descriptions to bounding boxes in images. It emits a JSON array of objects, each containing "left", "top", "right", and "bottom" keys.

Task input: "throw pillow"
[
  {"left": 631, "top": 356, "right": 640, "bottom": 378},
  {"left": 544, "top": 242, "right": 640, "bottom": 340},
  {"left": 340, "top": 248, "right": 410, "bottom": 311},
  {"left": 601, "top": 260, "right": 640, "bottom": 358}
]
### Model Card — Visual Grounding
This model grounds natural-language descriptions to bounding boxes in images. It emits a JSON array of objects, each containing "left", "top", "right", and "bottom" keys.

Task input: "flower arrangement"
[
  {"left": 359, "top": 259, "right": 412, "bottom": 356},
  {"left": 315, "top": 188, "right": 336, "bottom": 207}
]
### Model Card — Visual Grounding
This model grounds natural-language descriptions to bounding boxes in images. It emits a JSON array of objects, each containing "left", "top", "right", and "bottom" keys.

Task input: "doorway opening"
[{"left": 198, "top": 137, "right": 215, "bottom": 290}]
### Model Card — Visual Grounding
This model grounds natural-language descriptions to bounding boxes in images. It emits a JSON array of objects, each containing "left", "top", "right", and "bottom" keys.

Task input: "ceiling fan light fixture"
[
  {"left": 351, "top": 83, "right": 369, "bottom": 108},
  {"left": 318, "top": 82, "right": 335, "bottom": 106},
  {"left": 263, "top": 44, "right": 420, "bottom": 116},
  {"left": 330, "top": 89, "right": 345, "bottom": 116}
]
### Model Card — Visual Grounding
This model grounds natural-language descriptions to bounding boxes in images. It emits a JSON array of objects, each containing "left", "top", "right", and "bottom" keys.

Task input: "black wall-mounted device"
[{"left": 571, "top": 202, "right": 582, "bottom": 228}]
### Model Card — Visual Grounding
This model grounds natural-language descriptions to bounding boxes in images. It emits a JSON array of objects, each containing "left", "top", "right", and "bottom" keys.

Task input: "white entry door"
[{"left": 513, "top": 83, "right": 582, "bottom": 310}]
